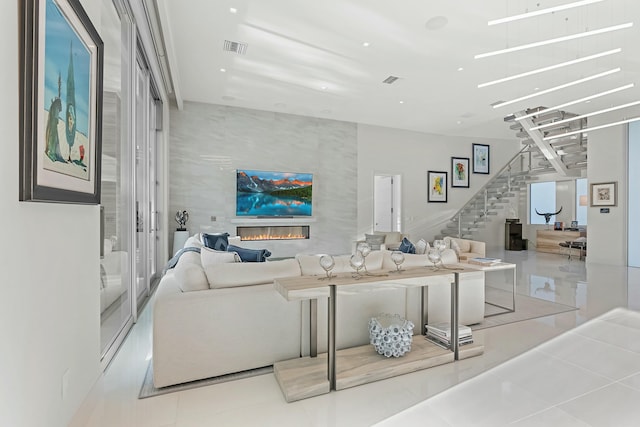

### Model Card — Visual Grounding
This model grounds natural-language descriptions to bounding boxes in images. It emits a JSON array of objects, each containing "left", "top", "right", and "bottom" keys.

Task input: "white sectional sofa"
[{"left": 152, "top": 240, "right": 485, "bottom": 388}]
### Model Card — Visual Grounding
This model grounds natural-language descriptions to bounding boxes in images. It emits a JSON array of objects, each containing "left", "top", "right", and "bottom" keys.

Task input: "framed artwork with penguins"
[{"left": 19, "top": 0, "right": 103, "bottom": 203}]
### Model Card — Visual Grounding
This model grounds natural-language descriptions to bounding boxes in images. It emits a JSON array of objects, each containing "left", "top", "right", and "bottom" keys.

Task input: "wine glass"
[
  {"left": 433, "top": 239, "right": 446, "bottom": 253},
  {"left": 350, "top": 252, "right": 365, "bottom": 279},
  {"left": 427, "top": 248, "right": 441, "bottom": 270},
  {"left": 357, "top": 242, "right": 372, "bottom": 272},
  {"left": 390, "top": 251, "right": 405, "bottom": 273},
  {"left": 319, "top": 254, "right": 335, "bottom": 280}
]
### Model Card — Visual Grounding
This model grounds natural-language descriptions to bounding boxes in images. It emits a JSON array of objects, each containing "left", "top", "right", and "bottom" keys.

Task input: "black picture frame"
[
  {"left": 428, "top": 171, "right": 447, "bottom": 203},
  {"left": 451, "top": 156, "right": 470, "bottom": 188},
  {"left": 472, "top": 143, "right": 490, "bottom": 174},
  {"left": 19, "top": 0, "right": 104, "bottom": 204}
]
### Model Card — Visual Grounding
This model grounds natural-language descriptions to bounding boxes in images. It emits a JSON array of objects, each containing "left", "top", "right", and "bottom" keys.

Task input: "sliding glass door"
[
  {"left": 134, "top": 56, "right": 161, "bottom": 310},
  {"left": 99, "top": 0, "right": 134, "bottom": 363}
]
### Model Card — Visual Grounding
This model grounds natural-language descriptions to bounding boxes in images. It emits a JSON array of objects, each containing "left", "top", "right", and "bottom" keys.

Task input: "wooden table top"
[{"left": 274, "top": 264, "right": 486, "bottom": 301}]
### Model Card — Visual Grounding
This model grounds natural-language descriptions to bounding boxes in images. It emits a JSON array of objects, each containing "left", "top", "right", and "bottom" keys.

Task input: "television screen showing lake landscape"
[{"left": 236, "top": 169, "right": 313, "bottom": 217}]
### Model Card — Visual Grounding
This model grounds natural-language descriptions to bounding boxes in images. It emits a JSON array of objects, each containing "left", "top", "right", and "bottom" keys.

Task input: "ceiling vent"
[
  {"left": 223, "top": 40, "right": 248, "bottom": 55},
  {"left": 382, "top": 75, "right": 400, "bottom": 84}
]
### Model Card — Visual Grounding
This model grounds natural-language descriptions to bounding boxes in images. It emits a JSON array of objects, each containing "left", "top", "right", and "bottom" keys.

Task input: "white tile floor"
[{"left": 73, "top": 251, "right": 640, "bottom": 427}]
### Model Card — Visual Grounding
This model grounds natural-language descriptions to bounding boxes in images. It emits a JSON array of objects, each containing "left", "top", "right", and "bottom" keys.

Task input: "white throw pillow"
[
  {"left": 415, "top": 239, "right": 429, "bottom": 255},
  {"left": 449, "top": 239, "right": 461, "bottom": 257},
  {"left": 200, "top": 246, "right": 240, "bottom": 268}
]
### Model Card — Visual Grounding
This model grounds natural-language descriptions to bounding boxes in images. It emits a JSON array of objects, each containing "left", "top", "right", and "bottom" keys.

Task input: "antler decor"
[
  {"left": 175, "top": 210, "right": 189, "bottom": 231},
  {"left": 535, "top": 206, "right": 562, "bottom": 225}
]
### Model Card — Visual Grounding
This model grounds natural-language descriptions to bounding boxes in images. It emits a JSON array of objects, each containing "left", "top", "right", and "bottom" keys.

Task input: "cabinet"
[
  {"left": 536, "top": 230, "right": 586, "bottom": 255},
  {"left": 505, "top": 222, "right": 523, "bottom": 250}
]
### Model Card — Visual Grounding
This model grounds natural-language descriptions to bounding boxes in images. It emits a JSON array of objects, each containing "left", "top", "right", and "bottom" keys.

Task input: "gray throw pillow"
[{"left": 365, "top": 233, "right": 385, "bottom": 250}]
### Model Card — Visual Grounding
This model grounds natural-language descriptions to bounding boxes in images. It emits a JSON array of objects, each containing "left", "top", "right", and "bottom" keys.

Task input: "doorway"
[{"left": 374, "top": 174, "right": 401, "bottom": 232}]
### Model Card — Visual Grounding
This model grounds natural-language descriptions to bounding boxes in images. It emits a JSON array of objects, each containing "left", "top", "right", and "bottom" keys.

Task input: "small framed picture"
[
  {"left": 451, "top": 157, "right": 470, "bottom": 188},
  {"left": 570, "top": 220, "right": 578, "bottom": 228},
  {"left": 554, "top": 221, "right": 564, "bottom": 231},
  {"left": 428, "top": 171, "right": 447, "bottom": 203},
  {"left": 472, "top": 143, "right": 490, "bottom": 174},
  {"left": 590, "top": 182, "right": 617, "bottom": 207}
]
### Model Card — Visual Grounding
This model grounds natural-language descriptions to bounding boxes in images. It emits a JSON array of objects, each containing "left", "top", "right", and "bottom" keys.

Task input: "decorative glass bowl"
[{"left": 368, "top": 313, "right": 414, "bottom": 358}]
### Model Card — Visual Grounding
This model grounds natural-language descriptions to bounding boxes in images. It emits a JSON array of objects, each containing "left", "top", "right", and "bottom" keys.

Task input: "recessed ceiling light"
[
  {"left": 586, "top": 100, "right": 592, "bottom": 103},
  {"left": 321, "top": 86, "right": 328, "bottom": 90},
  {"left": 362, "top": 42, "right": 370, "bottom": 47},
  {"left": 457, "top": 67, "right": 464, "bottom": 72},
  {"left": 534, "top": 87, "right": 540, "bottom": 91},
  {"left": 220, "top": 68, "right": 226, "bottom": 72},
  {"left": 399, "top": 101, "right": 404, "bottom": 104},
  {"left": 229, "top": 7, "right": 237, "bottom": 14},
  {"left": 456, "top": 120, "right": 463, "bottom": 125}
]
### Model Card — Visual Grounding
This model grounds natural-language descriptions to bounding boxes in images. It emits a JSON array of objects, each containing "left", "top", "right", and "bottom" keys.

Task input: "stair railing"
[{"left": 449, "top": 145, "right": 533, "bottom": 236}]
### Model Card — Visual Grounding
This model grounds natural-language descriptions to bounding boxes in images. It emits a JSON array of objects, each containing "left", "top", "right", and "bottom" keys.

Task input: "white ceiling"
[{"left": 157, "top": 0, "right": 640, "bottom": 140}]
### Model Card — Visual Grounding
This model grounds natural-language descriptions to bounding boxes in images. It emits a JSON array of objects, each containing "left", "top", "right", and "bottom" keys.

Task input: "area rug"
[
  {"left": 139, "top": 363, "right": 273, "bottom": 399},
  {"left": 471, "top": 287, "right": 578, "bottom": 331}
]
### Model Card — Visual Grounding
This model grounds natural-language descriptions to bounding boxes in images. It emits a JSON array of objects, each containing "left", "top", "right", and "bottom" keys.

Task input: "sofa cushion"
[
  {"left": 364, "top": 250, "right": 384, "bottom": 271},
  {"left": 183, "top": 233, "right": 204, "bottom": 249},
  {"left": 227, "top": 244, "right": 272, "bottom": 262},
  {"left": 174, "top": 264, "right": 209, "bottom": 292},
  {"left": 173, "top": 251, "right": 208, "bottom": 292},
  {"left": 374, "top": 231, "right": 403, "bottom": 244},
  {"left": 201, "top": 246, "right": 240, "bottom": 268},
  {"left": 449, "top": 239, "right": 461, "bottom": 257},
  {"left": 202, "top": 232, "right": 230, "bottom": 251},
  {"left": 206, "top": 259, "right": 301, "bottom": 289}
]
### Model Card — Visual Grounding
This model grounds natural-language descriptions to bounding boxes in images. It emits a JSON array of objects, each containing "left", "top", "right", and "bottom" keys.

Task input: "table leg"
[
  {"left": 328, "top": 285, "right": 336, "bottom": 390},
  {"left": 310, "top": 299, "right": 317, "bottom": 358},
  {"left": 421, "top": 286, "right": 429, "bottom": 335},
  {"left": 451, "top": 273, "right": 459, "bottom": 360}
]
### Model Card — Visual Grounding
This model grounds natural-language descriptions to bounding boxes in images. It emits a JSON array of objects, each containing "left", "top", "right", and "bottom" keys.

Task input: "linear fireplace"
[{"left": 236, "top": 225, "right": 310, "bottom": 241}]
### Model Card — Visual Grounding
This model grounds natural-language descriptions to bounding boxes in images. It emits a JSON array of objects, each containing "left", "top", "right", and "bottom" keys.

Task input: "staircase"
[{"left": 437, "top": 107, "right": 588, "bottom": 240}]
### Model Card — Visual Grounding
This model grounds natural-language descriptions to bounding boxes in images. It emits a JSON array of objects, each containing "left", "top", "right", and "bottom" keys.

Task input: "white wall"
[
  {"left": 587, "top": 112, "right": 629, "bottom": 265},
  {"left": 629, "top": 122, "right": 640, "bottom": 267},
  {"left": 357, "top": 124, "right": 519, "bottom": 249},
  {"left": 0, "top": 1, "right": 102, "bottom": 425},
  {"left": 169, "top": 102, "right": 358, "bottom": 258}
]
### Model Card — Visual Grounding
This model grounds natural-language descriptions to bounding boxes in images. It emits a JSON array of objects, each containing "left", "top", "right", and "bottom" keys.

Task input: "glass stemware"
[
  {"left": 433, "top": 239, "right": 446, "bottom": 253},
  {"left": 350, "top": 252, "right": 365, "bottom": 279},
  {"left": 357, "top": 242, "right": 372, "bottom": 273},
  {"left": 390, "top": 250, "right": 405, "bottom": 273},
  {"left": 427, "top": 248, "right": 441, "bottom": 270},
  {"left": 319, "top": 254, "right": 335, "bottom": 280}
]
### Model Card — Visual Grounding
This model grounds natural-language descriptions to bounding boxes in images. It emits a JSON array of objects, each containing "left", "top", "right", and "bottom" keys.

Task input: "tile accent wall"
[{"left": 169, "top": 102, "right": 357, "bottom": 258}]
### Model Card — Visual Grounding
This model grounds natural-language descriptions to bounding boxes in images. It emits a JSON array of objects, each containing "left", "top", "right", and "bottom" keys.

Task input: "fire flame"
[{"left": 241, "top": 233, "right": 308, "bottom": 241}]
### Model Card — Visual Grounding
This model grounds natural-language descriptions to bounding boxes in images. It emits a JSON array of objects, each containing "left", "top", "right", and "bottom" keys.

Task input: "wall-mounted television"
[{"left": 236, "top": 169, "right": 313, "bottom": 217}]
